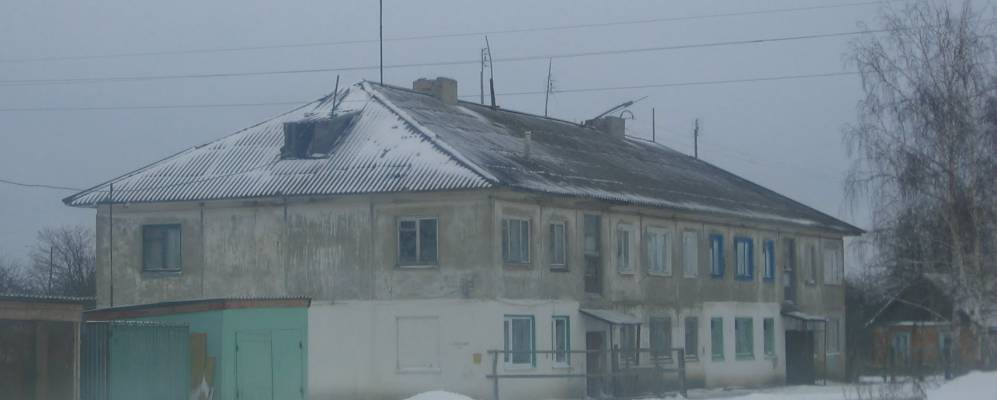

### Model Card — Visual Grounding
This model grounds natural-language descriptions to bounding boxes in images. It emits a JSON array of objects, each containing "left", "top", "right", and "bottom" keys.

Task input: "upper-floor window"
[
  {"left": 823, "top": 246, "right": 843, "bottom": 285},
  {"left": 647, "top": 228, "right": 672, "bottom": 276},
  {"left": 549, "top": 222, "right": 567, "bottom": 269},
  {"left": 734, "top": 237, "right": 754, "bottom": 281},
  {"left": 398, "top": 217, "right": 438, "bottom": 266},
  {"left": 142, "top": 224, "right": 181, "bottom": 272},
  {"left": 682, "top": 231, "right": 699, "bottom": 278},
  {"left": 502, "top": 218, "right": 531, "bottom": 264},
  {"left": 762, "top": 240, "right": 776, "bottom": 281},
  {"left": 709, "top": 234, "right": 725, "bottom": 278},
  {"left": 616, "top": 225, "right": 634, "bottom": 273},
  {"left": 807, "top": 243, "right": 818, "bottom": 284},
  {"left": 584, "top": 215, "right": 603, "bottom": 294}
]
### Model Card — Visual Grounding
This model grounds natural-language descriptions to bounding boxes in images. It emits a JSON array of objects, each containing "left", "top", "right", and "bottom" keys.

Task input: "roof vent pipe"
[{"left": 412, "top": 77, "right": 458, "bottom": 106}]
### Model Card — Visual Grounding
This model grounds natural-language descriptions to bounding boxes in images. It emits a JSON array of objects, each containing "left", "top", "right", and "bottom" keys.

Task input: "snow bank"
[
  {"left": 403, "top": 391, "right": 476, "bottom": 400},
  {"left": 927, "top": 371, "right": 997, "bottom": 399}
]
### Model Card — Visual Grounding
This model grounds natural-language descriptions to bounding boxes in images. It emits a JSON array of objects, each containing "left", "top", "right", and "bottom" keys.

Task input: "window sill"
[
  {"left": 647, "top": 272, "right": 672, "bottom": 278},
  {"left": 763, "top": 278, "right": 776, "bottom": 283},
  {"left": 736, "top": 355, "right": 756, "bottom": 361},
  {"left": 396, "top": 264, "right": 439, "bottom": 270},
  {"left": 735, "top": 276, "right": 754, "bottom": 282},
  {"left": 503, "top": 262, "right": 532, "bottom": 269},
  {"left": 711, "top": 356, "right": 725, "bottom": 362},
  {"left": 396, "top": 367, "right": 442, "bottom": 375},
  {"left": 141, "top": 270, "right": 182, "bottom": 279},
  {"left": 765, "top": 354, "right": 777, "bottom": 360},
  {"left": 549, "top": 265, "right": 569, "bottom": 272},
  {"left": 685, "top": 356, "right": 700, "bottom": 363},
  {"left": 551, "top": 363, "right": 572, "bottom": 370},
  {"left": 503, "top": 364, "right": 536, "bottom": 371},
  {"left": 617, "top": 270, "right": 635, "bottom": 275},
  {"left": 710, "top": 274, "right": 724, "bottom": 279}
]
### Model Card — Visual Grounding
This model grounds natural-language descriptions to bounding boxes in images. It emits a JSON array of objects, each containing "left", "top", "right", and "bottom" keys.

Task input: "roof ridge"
[{"left": 361, "top": 81, "right": 499, "bottom": 184}]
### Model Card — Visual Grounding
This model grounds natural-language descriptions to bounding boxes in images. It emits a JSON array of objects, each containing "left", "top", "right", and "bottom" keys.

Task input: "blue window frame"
[
  {"left": 763, "top": 240, "right": 776, "bottom": 281},
  {"left": 734, "top": 237, "right": 754, "bottom": 281},
  {"left": 709, "top": 234, "right": 725, "bottom": 278}
]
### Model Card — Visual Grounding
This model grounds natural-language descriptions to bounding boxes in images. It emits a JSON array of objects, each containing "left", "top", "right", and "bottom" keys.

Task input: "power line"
[
  {"left": 0, "top": 178, "right": 82, "bottom": 192},
  {"left": 0, "top": 70, "right": 859, "bottom": 112},
  {"left": 0, "top": 28, "right": 882, "bottom": 87},
  {"left": 0, "top": 0, "right": 906, "bottom": 64}
]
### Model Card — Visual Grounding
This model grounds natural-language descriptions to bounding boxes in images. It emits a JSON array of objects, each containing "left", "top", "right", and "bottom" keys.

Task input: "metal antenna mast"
[
  {"left": 544, "top": 58, "right": 554, "bottom": 117},
  {"left": 694, "top": 118, "right": 701, "bottom": 159},
  {"left": 480, "top": 48, "right": 487, "bottom": 105},
  {"left": 485, "top": 36, "right": 496, "bottom": 107},
  {"left": 379, "top": 0, "right": 384, "bottom": 84}
]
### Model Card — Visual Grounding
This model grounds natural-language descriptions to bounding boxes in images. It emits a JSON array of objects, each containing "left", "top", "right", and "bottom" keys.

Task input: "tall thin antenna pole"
[
  {"left": 485, "top": 36, "right": 496, "bottom": 107},
  {"left": 544, "top": 59, "right": 553, "bottom": 117},
  {"left": 379, "top": 0, "right": 384, "bottom": 85},
  {"left": 693, "top": 118, "right": 700, "bottom": 159},
  {"left": 480, "top": 48, "right": 486, "bottom": 105},
  {"left": 108, "top": 183, "right": 114, "bottom": 307},
  {"left": 652, "top": 108, "right": 656, "bottom": 142}
]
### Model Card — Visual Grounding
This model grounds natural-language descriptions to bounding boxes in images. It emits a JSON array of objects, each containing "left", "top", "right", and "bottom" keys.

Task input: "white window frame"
[
  {"left": 616, "top": 224, "right": 635, "bottom": 274},
  {"left": 552, "top": 316, "right": 571, "bottom": 368},
  {"left": 549, "top": 222, "right": 567, "bottom": 269},
  {"left": 682, "top": 230, "right": 699, "bottom": 278},
  {"left": 397, "top": 217, "right": 439, "bottom": 267},
  {"left": 502, "top": 217, "right": 531, "bottom": 265},
  {"left": 647, "top": 227, "right": 672, "bottom": 276},
  {"left": 504, "top": 315, "right": 535, "bottom": 368}
]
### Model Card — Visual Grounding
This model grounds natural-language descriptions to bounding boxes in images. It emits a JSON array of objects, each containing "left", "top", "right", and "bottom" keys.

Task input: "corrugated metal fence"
[{"left": 81, "top": 321, "right": 190, "bottom": 400}]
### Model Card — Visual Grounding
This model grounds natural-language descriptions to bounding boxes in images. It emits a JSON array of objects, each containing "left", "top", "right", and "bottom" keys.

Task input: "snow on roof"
[{"left": 64, "top": 81, "right": 861, "bottom": 235}]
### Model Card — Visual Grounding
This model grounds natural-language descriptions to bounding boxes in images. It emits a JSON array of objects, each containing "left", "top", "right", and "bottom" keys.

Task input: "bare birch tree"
[
  {"left": 846, "top": 0, "right": 997, "bottom": 364},
  {"left": 28, "top": 225, "right": 96, "bottom": 297}
]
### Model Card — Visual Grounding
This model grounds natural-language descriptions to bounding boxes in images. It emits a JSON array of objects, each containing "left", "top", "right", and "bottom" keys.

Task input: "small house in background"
[
  {"left": 83, "top": 297, "right": 309, "bottom": 400},
  {"left": 0, "top": 294, "right": 92, "bottom": 400},
  {"left": 865, "top": 275, "right": 996, "bottom": 377}
]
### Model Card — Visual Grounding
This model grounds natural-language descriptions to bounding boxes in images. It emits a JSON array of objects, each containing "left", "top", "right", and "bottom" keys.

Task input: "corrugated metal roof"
[
  {"left": 65, "top": 81, "right": 861, "bottom": 235},
  {"left": 0, "top": 293, "right": 94, "bottom": 304},
  {"left": 64, "top": 84, "right": 492, "bottom": 207}
]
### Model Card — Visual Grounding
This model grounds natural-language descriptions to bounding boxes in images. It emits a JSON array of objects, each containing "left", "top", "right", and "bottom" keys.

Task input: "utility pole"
[
  {"left": 379, "top": 0, "right": 384, "bottom": 85},
  {"left": 48, "top": 247, "right": 53, "bottom": 294},
  {"left": 485, "top": 36, "right": 496, "bottom": 107},
  {"left": 693, "top": 118, "right": 700, "bottom": 159},
  {"left": 544, "top": 59, "right": 553, "bottom": 117},
  {"left": 480, "top": 48, "right": 487, "bottom": 105},
  {"left": 108, "top": 183, "right": 114, "bottom": 307}
]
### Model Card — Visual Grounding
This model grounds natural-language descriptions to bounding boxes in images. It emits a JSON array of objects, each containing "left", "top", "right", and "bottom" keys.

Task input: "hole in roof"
[{"left": 280, "top": 111, "right": 360, "bottom": 159}]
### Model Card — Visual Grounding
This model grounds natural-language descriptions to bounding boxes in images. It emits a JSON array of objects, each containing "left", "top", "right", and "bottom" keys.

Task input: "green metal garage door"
[{"left": 235, "top": 330, "right": 303, "bottom": 400}]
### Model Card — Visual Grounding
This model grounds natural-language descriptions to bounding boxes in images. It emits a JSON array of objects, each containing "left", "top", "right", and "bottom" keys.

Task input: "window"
[
  {"left": 647, "top": 228, "right": 672, "bottom": 276},
  {"left": 549, "top": 222, "right": 567, "bottom": 268},
  {"left": 620, "top": 325, "right": 640, "bottom": 365},
  {"left": 763, "top": 318, "right": 775, "bottom": 357},
  {"left": 709, "top": 234, "right": 725, "bottom": 278},
  {"left": 823, "top": 246, "right": 843, "bottom": 284},
  {"left": 828, "top": 318, "right": 841, "bottom": 354},
  {"left": 142, "top": 224, "right": 181, "bottom": 271},
  {"left": 504, "top": 315, "right": 535, "bottom": 366},
  {"left": 682, "top": 231, "right": 699, "bottom": 278},
  {"left": 710, "top": 317, "right": 724, "bottom": 360},
  {"left": 763, "top": 240, "right": 776, "bottom": 281},
  {"left": 650, "top": 317, "right": 673, "bottom": 360},
  {"left": 735, "top": 237, "right": 754, "bottom": 280},
  {"left": 735, "top": 318, "right": 754, "bottom": 360},
  {"left": 584, "top": 215, "right": 603, "bottom": 294},
  {"left": 552, "top": 316, "right": 570, "bottom": 367},
  {"left": 684, "top": 317, "right": 699, "bottom": 359},
  {"left": 398, "top": 218, "right": 438, "bottom": 266},
  {"left": 616, "top": 225, "right": 634, "bottom": 273},
  {"left": 502, "top": 218, "right": 530, "bottom": 264},
  {"left": 892, "top": 332, "right": 911, "bottom": 365},
  {"left": 807, "top": 243, "right": 818, "bottom": 284}
]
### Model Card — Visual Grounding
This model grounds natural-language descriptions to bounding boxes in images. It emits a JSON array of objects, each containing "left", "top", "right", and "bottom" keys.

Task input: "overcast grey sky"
[{"left": 0, "top": 0, "right": 983, "bottom": 264}]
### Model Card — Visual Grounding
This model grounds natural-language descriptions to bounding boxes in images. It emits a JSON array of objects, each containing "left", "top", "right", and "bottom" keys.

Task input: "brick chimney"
[
  {"left": 412, "top": 77, "right": 458, "bottom": 106},
  {"left": 585, "top": 116, "right": 625, "bottom": 139}
]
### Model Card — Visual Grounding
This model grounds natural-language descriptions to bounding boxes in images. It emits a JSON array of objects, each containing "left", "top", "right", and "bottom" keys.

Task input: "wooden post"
[{"left": 491, "top": 351, "right": 499, "bottom": 400}]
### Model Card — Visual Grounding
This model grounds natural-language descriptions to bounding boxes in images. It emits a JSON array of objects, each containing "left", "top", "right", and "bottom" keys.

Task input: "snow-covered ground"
[{"left": 402, "top": 371, "right": 996, "bottom": 400}]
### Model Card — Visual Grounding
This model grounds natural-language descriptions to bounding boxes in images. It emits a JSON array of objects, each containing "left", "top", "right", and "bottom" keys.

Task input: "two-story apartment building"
[{"left": 65, "top": 77, "right": 862, "bottom": 400}]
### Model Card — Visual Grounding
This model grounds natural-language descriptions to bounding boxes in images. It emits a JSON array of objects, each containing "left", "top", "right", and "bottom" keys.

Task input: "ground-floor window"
[
  {"left": 552, "top": 316, "right": 570, "bottom": 367},
  {"left": 684, "top": 317, "right": 699, "bottom": 360},
  {"left": 504, "top": 315, "right": 535, "bottom": 366},
  {"left": 711, "top": 317, "right": 724, "bottom": 360},
  {"left": 620, "top": 325, "right": 640, "bottom": 365},
  {"left": 735, "top": 317, "right": 754, "bottom": 360},
  {"left": 827, "top": 318, "right": 841, "bottom": 354},
  {"left": 763, "top": 318, "right": 775, "bottom": 357},
  {"left": 650, "top": 317, "right": 672, "bottom": 361}
]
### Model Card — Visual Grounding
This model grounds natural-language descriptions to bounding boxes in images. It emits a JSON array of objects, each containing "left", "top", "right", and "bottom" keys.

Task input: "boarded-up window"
[
  {"left": 142, "top": 224, "right": 181, "bottom": 271},
  {"left": 396, "top": 316, "right": 441, "bottom": 372}
]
